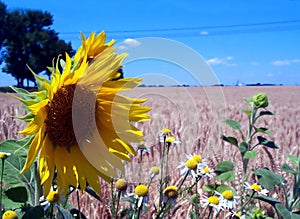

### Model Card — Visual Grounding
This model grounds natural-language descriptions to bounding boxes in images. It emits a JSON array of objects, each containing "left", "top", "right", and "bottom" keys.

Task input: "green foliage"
[
  {"left": 224, "top": 119, "right": 241, "bottom": 130},
  {"left": 257, "top": 136, "right": 279, "bottom": 149},
  {"left": 1, "top": 3, "right": 74, "bottom": 87},
  {"left": 4, "top": 186, "right": 28, "bottom": 203}
]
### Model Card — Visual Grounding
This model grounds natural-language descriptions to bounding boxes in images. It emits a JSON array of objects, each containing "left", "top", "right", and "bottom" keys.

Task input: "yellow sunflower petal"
[
  {"left": 39, "top": 135, "right": 55, "bottom": 197},
  {"left": 27, "top": 99, "right": 48, "bottom": 115},
  {"left": 20, "top": 126, "right": 45, "bottom": 174}
]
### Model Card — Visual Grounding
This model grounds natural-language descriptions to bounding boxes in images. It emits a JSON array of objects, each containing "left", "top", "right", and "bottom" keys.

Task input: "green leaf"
[
  {"left": 244, "top": 97, "right": 254, "bottom": 107},
  {"left": 258, "top": 110, "right": 274, "bottom": 117},
  {"left": 253, "top": 195, "right": 280, "bottom": 207},
  {"left": 276, "top": 203, "right": 292, "bottom": 219},
  {"left": 287, "top": 154, "right": 299, "bottom": 166},
  {"left": 9, "top": 86, "right": 35, "bottom": 100},
  {"left": 242, "top": 109, "right": 252, "bottom": 116},
  {"left": 4, "top": 186, "right": 28, "bottom": 203},
  {"left": 239, "top": 142, "right": 249, "bottom": 155},
  {"left": 224, "top": 119, "right": 241, "bottom": 130},
  {"left": 244, "top": 150, "right": 257, "bottom": 159},
  {"left": 22, "top": 206, "right": 44, "bottom": 219},
  {"left": 253, "top": 168, "right": 284, "bottom": 191},
  {"left": 203, "top": 183, "right": 218, "bottom": 193},
  {"left": 221, "top": 135, "right": 238, "bottom": 146},
  {"left": 257, "top": 136, "right": 279, "bottom": 149},
  {"left": 216, "top": 171, "right": 235, "bottom": 182},
  {"left": 215, "top": 161, "right": 234, "bottom": 173},
  {"left": 255, "top": 127, "right": 271, "bottom": 135},
  {"left": 0, "top": 138, "right": 34, "bottom": 205},
  {"left": 120, "top": 209, "right": 134, "bottom": 218},
  {"left": 216, "top": 184, "right": 236, "bottom": 195},
  {"left": 282, "top": 163, "right": 298, "bottom": 175}
]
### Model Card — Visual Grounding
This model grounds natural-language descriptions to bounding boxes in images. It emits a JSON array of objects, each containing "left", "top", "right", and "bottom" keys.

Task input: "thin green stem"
[
  {"left": 178, "top": 171, "right": 189, "bottom": 192},
  {"left": 165, "top": 144, "right": 170, "bottom": 185},
  {"left": 238, "top": 191, "right": 255, "bottom": 212},
  {"left": 138, "top": 150, "right": 143, "bottom": 183},
  {"left": 49, "top": 203, "right": 54, "bottom": 219},
  {"left": 76, "top": 190, "right": 82, "bottom": 219},
  {"left": 110, "top": 179, "right": 116, "bottom": 217},
  {"left": 0, "top": 159, "right": 4, "bottom": 211},
  {"left": 155, "top": 202, "right": 167, "bottom": 219},
  {"left": 158, "top": 136, "right": 166, "bottom": 208},
  {"left": 115, "top": 191, "right": 121, "bottom": 218},
  {"left": 208, "top": 206, "right": 213, "bottom": 219}
]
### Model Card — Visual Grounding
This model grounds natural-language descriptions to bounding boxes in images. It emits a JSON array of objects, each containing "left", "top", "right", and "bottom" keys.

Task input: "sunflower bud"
[{"left": 253, "top": 93, "right": 268, "bottom": 108}]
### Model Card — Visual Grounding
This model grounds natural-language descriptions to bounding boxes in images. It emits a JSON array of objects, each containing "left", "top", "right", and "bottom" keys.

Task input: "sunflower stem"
[
  {"left": 34, "top": 162, "right": 42, "bottom": 206},
  {"left": 0, "top": 158, "right": 5, "bottom": 211},
  {"left": 240, "top": 107, "right": 257, "bottom": 207}
]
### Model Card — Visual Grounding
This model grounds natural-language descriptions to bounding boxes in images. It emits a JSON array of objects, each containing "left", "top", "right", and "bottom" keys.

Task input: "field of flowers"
[{"left": 1, "top": 86, "right": 299, "bottom": 218}]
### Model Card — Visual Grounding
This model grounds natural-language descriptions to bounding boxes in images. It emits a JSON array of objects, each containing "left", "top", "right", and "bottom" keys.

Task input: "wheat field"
[{"left": 1, "top": 86, "right": 299, "bottom": 218}]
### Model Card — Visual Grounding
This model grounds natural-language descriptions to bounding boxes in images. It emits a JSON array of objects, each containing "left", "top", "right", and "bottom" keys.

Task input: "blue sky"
[{"left": 1, "top": 0, "right": 300, "bottom": 86}]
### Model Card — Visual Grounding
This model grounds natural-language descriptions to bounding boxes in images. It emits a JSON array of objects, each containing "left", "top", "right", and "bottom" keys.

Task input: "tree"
[
  {"left": 0, "top": 2, "right": 8, "bottom": 64},
  {"left": 1, "top": 5, "right": 74, "bottom": 87}
]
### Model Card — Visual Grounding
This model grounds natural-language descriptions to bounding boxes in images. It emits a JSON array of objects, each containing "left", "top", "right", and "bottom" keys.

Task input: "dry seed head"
[
  {"left": 164, "top": 185, "right": 178, "bottom": 199},
  {"left": 115, "top": 178, "right": 128, "bottom": 191}
]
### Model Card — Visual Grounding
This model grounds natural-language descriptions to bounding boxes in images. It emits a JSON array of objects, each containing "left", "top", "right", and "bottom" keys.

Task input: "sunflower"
[{"left": 15, "top": 31, "right": 151, "bottom": 196}]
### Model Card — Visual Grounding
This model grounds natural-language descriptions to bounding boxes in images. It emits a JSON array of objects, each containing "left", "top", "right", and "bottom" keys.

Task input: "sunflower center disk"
[{"left": 45, "top": 84, "right": 96, "bottom": 147}]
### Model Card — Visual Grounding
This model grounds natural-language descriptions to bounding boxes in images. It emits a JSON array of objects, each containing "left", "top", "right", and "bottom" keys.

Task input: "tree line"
[{"left": 0, "top": 1, "right": 74, "bottom": 87}]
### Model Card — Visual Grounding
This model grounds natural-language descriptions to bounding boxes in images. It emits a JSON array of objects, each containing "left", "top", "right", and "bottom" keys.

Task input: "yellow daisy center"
[
  {"left": 2, "top": 210, "right": 18, "bottom": 219},
  {"left": 192, "top": 154, "right": 202, "bottom": 163},
  {"left": 250, "top": 183, "right": 261, "bottom": 192},
  {"left": 235, "top": 212, "right": 242, "bottom": 217},
  {"left": 164, "top": 185, "right": 178, "bottom": 199},
  {"left": 161, "top": 128, "right": 171, "bottom": 135},
  {"left": 45, "top": 84, "right": 95, "bottom": 147},
  {"left": 150, "top": 166, "right": 160, "bottom": 175},
  {"left": 207, "top": 196, "right": 219, "bottom": 205},
  {"left": 115, "top": 179, "right": 128, "bottom": 191},
  {"left": 166, "top": 136, "right": 175, "bottom": 143},
  {"left": 185, "top": 159, "right": 198, "bottom": 170},
  {"left": 202, "top": 167, "right": 210, "bottom": 174},
  {"left": 0, "top": 153, "right": 10, "bottom": 159},
  {"left": 134, "top": 184, "right": 148, "bottom": 197},
  {"left": 222, "top": 190, "right": 233, "bottom": 200},
  {"left": 47, "top": 191, "right": 60, "bottom": 203}
]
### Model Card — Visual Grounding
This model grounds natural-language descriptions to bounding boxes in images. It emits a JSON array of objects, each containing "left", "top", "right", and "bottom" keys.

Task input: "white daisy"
[
  {"left": 245, "top": 182, "right": 269, "bottom": 196},
  {"left": 200, "top": 195, "right": 224, "bottom": 213}
]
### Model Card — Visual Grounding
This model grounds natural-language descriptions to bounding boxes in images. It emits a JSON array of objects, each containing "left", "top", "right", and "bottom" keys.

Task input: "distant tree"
[
  {"left": 2, "top": 6, "right": 74, "bottom": 87},
  {"left": 0, "top": 2, "right": 8, "bottom": 64}
]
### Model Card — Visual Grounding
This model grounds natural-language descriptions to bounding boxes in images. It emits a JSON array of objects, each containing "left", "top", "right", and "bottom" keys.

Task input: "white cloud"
[
  {"left": 206, "top": 56, "right": 236, "bottom": 66},
  {"left": 118, "top": 38, "right": 141, "bottom": 50},
  {"left": 267, "top": 72, "right": 273, "bottom": 77},
  {"left": 200, "top": 31, "right": 209, "bottom": 35},
  {"left": 271, "top": 59, "right": 300, "bottom": 66},
  {"left": 250, "top": 61, "right": 260, "bottom": 66},
  {"left": 123, "top": 38, "right": 141, "bottom": 47}
]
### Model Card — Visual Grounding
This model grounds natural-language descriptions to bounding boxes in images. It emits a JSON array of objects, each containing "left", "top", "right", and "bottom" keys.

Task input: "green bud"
[{"left": 253, "top": 93, "right": 268, "bottom": 108}]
